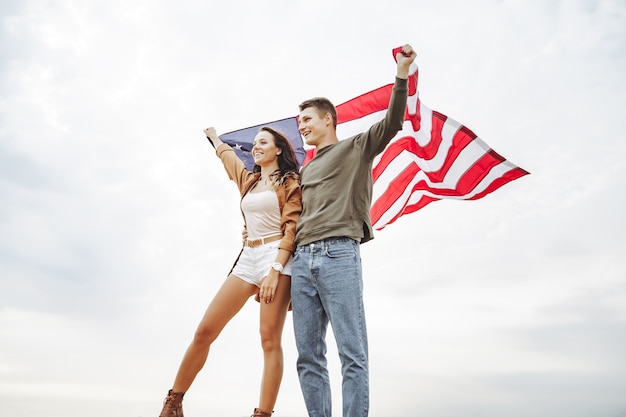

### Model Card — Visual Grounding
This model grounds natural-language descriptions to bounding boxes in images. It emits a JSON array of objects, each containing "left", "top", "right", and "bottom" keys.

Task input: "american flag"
[
  {"left": 219, "top": 52, "right": 528, "bottom": 231},
  {"left": 218, "top": 116, "right": 306, "bottom": 170}
]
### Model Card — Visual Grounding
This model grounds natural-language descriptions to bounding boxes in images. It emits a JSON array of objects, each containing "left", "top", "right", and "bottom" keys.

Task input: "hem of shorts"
[{"left": 231, "top": 273, "right": 261, "bottom": 288}]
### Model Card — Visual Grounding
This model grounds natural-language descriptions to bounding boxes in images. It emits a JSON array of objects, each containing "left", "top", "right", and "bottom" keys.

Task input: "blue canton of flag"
[{"left": 218, "top": 117, "right": 305, "bottom": 171}]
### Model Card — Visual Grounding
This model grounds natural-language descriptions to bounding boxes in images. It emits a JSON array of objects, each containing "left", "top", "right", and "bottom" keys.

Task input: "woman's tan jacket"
[{"left": 216, "top": 143, "right": 302, "bottom": 253}]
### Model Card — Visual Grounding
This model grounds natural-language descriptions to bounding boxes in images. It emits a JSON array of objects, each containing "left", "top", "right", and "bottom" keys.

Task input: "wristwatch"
[{"left": 271, "top": 262, "right": 284, "bottom": 273}]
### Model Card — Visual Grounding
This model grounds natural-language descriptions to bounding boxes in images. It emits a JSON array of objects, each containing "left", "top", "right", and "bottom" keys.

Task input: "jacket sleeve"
[
  {"left": 216, "top": 143, "right": 254, "bottom": 196},
  {"left": 278, "top": 178, "right": 302, "bottom": 253},
  {"left": 357, "top": 77, "right": 409, "bottom": 158}
]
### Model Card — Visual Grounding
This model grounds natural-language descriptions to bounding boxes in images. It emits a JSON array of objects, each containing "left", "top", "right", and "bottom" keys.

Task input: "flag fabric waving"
[
  {"left": 217, "top": 49, "right": 528, "bottom": 230},
  {"left": 218, "top": 117, "right": 306, "bottom": 171},
  {"left": 329, "top": 58, "right": 529, "bottom": 230}
]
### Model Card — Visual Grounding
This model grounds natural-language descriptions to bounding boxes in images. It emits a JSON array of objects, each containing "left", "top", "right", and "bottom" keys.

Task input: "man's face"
[{"left": 298, "top": 107, "right": 329, "bottom": 147}]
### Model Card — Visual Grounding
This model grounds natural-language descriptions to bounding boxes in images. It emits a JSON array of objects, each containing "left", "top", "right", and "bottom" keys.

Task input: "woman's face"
[{"left": 252, "top": 130, "right": 281, "bottom": 167}]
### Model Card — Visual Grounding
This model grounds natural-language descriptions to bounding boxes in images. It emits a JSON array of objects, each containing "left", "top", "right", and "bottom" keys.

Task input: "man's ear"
[{"left": 324, "top": 112, "right": 333, "bottom": 126}]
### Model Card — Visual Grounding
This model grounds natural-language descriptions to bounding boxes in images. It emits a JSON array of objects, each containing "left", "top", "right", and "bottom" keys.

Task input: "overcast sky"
[{"left": 1, "top": 1, "right": 625, "bottom": 416}]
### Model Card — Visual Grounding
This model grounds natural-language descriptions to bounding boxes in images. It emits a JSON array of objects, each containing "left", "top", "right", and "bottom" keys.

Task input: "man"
[{"left": 291, "top": 44, "right": 417, "bottom": 417}]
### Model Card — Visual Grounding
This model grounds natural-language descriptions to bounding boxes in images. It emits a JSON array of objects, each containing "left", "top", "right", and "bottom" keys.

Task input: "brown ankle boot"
[
  {"left": 251, "top": 408, "right": 273, "bottom": 417},
  {"left": 159, "top": 389, "right": 184, "bottom": 417}
]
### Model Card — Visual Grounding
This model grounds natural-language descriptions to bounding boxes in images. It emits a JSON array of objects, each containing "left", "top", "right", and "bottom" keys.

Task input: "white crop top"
[{"left": 240, "top": 189, "right": 281, "bottom": 239}]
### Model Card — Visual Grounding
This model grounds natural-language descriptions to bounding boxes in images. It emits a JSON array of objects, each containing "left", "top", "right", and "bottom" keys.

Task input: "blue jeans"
[{"left": 291, "top": 237, "right": 369, "bottom": 417}]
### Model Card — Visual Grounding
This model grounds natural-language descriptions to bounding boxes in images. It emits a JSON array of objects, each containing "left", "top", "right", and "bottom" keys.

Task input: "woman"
[{"left": 158, "top": 126, "right": 302, "bottom": 417}]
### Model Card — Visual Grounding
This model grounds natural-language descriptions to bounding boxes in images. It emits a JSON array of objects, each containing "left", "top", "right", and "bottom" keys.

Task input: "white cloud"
[{"left": 1, "top": 0, "right": 625, "bottom": 416}]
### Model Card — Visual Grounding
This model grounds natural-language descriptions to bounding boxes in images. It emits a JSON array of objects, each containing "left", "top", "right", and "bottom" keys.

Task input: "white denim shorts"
[{"left": 231, "top": 241, "right": 293, "bottom": 287}]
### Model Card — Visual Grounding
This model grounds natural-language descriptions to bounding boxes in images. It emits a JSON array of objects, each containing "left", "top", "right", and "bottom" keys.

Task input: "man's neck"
[{"left": 315, "top": 134, "right": 339, "bottom": 151}]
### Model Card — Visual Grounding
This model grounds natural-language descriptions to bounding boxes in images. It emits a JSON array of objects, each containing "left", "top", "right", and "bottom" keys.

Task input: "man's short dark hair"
[{"left": 299, "top": 97, "right": 337, "bottom": 129}]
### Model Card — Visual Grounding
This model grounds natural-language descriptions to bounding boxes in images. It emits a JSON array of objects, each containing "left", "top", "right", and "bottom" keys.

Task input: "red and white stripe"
[{"left": 304, "top": 62, "right": 529, "bottom": 230}]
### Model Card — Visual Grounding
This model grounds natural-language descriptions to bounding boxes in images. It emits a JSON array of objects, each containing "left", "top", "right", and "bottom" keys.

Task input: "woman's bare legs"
[
  {"left": 171, "top": 275, "right": 257, "bottom": 392},
  {"left": 257, "top": 274, "right": 292, "bottom": 413}
]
